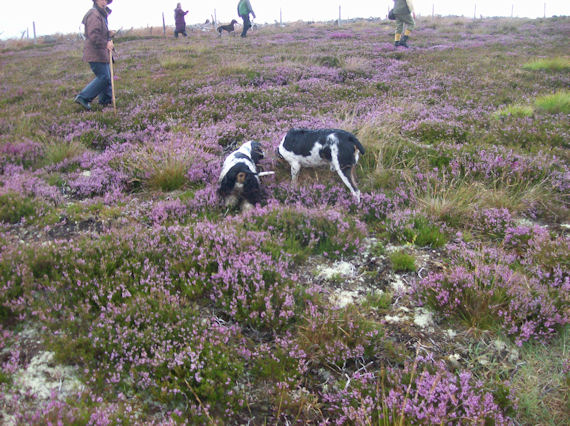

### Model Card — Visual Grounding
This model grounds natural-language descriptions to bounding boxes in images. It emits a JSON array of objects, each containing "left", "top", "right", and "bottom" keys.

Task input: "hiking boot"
[
  {"left": 74, "top": 95, "right": 91, "bottom": 111},
  {"left": 399, "top": 35, "right": 409, "bottom": 48},
  {"left": 394, "top": 40, "right": 401, "bottom": 47}
]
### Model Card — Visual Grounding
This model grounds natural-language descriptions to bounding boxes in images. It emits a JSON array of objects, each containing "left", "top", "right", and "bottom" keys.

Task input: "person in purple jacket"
[
  {"left": 174, "top": 3, "right": 189, "bottom": 38},
  {"left": 74, "top": 0, "right": 115, "bottom": 111}
]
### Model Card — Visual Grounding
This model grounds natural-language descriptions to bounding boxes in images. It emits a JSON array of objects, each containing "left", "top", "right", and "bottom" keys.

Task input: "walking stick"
[{"left": 109, "top": 49, "right": 116, "bottom": 114}]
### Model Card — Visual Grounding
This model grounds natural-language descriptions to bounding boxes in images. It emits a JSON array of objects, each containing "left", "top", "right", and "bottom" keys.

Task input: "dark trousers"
[
  {"left": 174, "top": 27, "right": 187, "bottom": 38},
  {"left": 240, "top": 14, "right": 251, "bottom": 37},
  {"left": 78, "top": 62, "right": 112, "bottom": 105}
]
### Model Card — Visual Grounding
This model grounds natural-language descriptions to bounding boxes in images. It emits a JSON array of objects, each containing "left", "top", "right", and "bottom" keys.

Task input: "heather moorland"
[{"left": 0, "top": 16, "right": 569, "bottom": 424}]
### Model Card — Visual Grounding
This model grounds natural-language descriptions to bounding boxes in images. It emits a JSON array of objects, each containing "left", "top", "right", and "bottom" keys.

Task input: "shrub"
[
  {"left": 241, "top": 202, "right": 366, "bottom": 263},
  {"left": 297, "top": 303, "right": 385, "bottom": 366},
  {"left": 415, "top": 239, "right": 568, "bottom": 345},
  {"left": 321, "top": 359, "right": 508, "bottom": 424},
  {"left": 386, "top": 210, "right": 447, "bottom": 248},
  {"left": 405, "top": 120, "right": 468, "bottom": 144},
  {"left": 0, "top": 140, "right": 43, "bottom": 171},
  {"left": 470, "top": 207, "right": 515, "bottom": 239},
  {"left": 0, "top": 192, "right": 36, "bottom": 224}
]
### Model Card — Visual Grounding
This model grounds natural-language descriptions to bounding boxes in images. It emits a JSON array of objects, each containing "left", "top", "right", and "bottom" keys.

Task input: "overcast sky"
[{"left": 1, "top": 0, "right": 568, "bottom": 40}]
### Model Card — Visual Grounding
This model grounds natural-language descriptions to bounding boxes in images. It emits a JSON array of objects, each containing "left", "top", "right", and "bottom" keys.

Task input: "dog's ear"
[
  {"left": 242, "top": 173, "right": 262, "bottom": 205},
  {"left": 218, "top": 174, "right": 234, "bottom": 197},
  {"left": 250, "top": 141, "right": 264, "bottom": 163}
]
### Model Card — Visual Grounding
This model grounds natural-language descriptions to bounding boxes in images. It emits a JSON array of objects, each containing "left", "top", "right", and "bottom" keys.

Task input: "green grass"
[
  {"left": 389, "top": 250, "right": 416, "bottom": 273},
  {"left": 522, "top": 57, "right": 570, "bottom": 72},
  {"left": 511, "top": 326, "right": 569, "bottom": 425},
  {"left": 403, "top": 216, "right": 448, "bottom": 248},
  {"left": 363, "top": 291, "right": 392, "bottom": 311},
  {"left": 492, "top": 104, "right": 534, "bottom": 119},
  {"left": 535, "top": 90, "right": 570, "bottom": 114},
  {"left": 42, "top": 140, "right": 86, "bottom": 167}
]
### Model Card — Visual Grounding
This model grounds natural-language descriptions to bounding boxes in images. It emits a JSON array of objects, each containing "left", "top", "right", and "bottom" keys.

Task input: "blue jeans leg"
[{"left": 78, "top": 62, "right": 112, "bottom": 105}]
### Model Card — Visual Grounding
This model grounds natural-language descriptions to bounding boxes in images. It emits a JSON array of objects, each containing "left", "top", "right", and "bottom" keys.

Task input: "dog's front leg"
[{"left": 290, "top": 163, "right": 301, "bottom": 185}]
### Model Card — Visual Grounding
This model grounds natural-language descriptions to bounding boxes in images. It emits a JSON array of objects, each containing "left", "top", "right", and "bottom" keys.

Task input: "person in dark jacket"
[
  {"left": 174, "top": 3, "right": 189, "bottom": 38},
  {"left": 392, "top": 0, "right": 416, "bottom": 48},
  {"left": 74, "top": 0, "right": 115, "bottom": 111},
  {"left": 237, "top": 0, "right": 255, "bottom": 38}
]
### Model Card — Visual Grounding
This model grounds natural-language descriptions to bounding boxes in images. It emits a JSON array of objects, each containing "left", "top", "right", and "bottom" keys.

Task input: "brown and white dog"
[
  {"left": 217, "top": 19, "right": 238, "bottom": 36},
  {"left": 277, "top": 128, "right": 365, "bottom": 202},
  {"left": 218, "top": 141, "right": 265, "bottom": 211}
]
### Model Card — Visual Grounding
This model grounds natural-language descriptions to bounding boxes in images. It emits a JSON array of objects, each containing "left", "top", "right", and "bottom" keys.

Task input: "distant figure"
[
  {"left": 74, "top": 0, "right": 115, "bottom": 111},
  {"left": 174, "top": 3, "right": 189, "bottom": 38},
  {"left": 237, "top": 0, "right": 256, "bottom": 38},
  {"left": 392, "top": 0, "right": 416, "bottom": 48}
]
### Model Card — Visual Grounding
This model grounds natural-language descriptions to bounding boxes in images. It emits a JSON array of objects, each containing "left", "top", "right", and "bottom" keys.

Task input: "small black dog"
[{"left": 217, "top": 19, "right": 238, "bottom": 36}]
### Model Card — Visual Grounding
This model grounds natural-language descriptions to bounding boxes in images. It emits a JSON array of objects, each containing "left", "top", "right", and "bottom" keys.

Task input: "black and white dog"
[
  {"left": 218, "top": 141, "right": 265, "bottom": 211},
  {"left": 217, "top": 19, "right": 238, "bottom": 36},
  {"left": 277, "top": 128, "right": 365, "bottom": 202}
]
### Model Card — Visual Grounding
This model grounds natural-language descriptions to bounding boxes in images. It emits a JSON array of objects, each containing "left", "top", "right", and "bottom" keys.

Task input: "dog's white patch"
[
  {"left": 278, "top": 129, "right": 363, "bottom": 202},
  {"left": 219, "top": 141, "right": 259, "bottom": 184}
]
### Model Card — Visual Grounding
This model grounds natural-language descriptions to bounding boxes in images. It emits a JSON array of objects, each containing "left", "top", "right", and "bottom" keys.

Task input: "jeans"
[
  {"left": 78, "top": 62, "right": 112, "bottom": 105},
  {"left": 240, "top": 14, "right": 251, "bottom": 37},
  {"left": 174, "top": 28, "right": 187, "bottom": 38}
]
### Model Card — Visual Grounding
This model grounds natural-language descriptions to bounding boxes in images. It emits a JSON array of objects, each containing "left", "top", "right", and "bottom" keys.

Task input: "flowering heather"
[
  {"left": 0, "top": 140, "right": 43, "bottom": 171},
  {"left": 415, "top": 234, "right": 569, "bottom": 345},
  {"left": 0, "top": 16, "right": 568, "bottom": 424},
  {"left": 321, "top": 359, "right": 508, "bottom": 424},
  {"left": 470, "top": 207, "right": 515, "bottom": 239}
]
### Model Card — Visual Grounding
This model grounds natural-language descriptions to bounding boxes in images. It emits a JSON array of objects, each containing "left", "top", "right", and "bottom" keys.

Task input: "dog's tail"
[{"left": 350, "top": 134, "right": 365, "bottom": 155}]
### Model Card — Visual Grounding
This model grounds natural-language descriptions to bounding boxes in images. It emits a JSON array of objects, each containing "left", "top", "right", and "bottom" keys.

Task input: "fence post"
[
  {"left": 544, "top": 2, "right": 546, "bottom": 18},
  {"left": 338, "top": 5, "right": 341, "bottom": 26},
  {"left": 432, "top": 4, "right": 435, "bottom": 17},
  {"left": 474, "top": 4, "right": 476, "bottom": 20},
  {"left": 162, "top": 12, "right": 166, "bottom": 37},
  {"left": 214, "top": 9, "right": 217, "bottom": 26},
  {"left": 280, "top": 8, "right": 282, "bottom": 26},
  {"left": 511, "top": 4, "right": 514, "bottom": 18},
  {"left": 33, "top": 22, "right": 36, "bottom": 43}
]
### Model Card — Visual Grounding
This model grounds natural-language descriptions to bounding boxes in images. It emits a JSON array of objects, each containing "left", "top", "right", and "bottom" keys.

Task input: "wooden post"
[
  {"left": 432, "top": 4, "right": 435, "bottom": 17},
  {"left": 338, "top": 5, "right": 341, "bottom": 26},
  {"left": 33, "top": 22, "right": 36, "bottom": 43},
  {"left": 109, "top": 50, "right": 116, "bottom": 114},
  {"left": 214, "top": 9, "right": 217, "bottom": 26},
  {"left": 474, "top": 4, "right": 476, "bottom": 20},
  {"left": 280, "top": 8, "right": 282, "bottom": 26},
  {"left": 162, "top": 12, "right": 166, "bottom": 37},
  {"left": 544, "top": 2, "right": 546, "bottom": 18},
  {"left": 26, "top": 28, "right": 29, "bottom": 39},
  {"left": 511, "top": 4, "right": 514, "bottom": 18}
]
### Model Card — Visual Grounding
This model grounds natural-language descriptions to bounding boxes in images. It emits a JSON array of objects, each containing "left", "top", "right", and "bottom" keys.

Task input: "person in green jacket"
[
  {"left": 392, "top": 0, "right": 416, "bottom": 48},
  {"left": 237, "top": 0, "right": 255, "bottom": 38}
]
